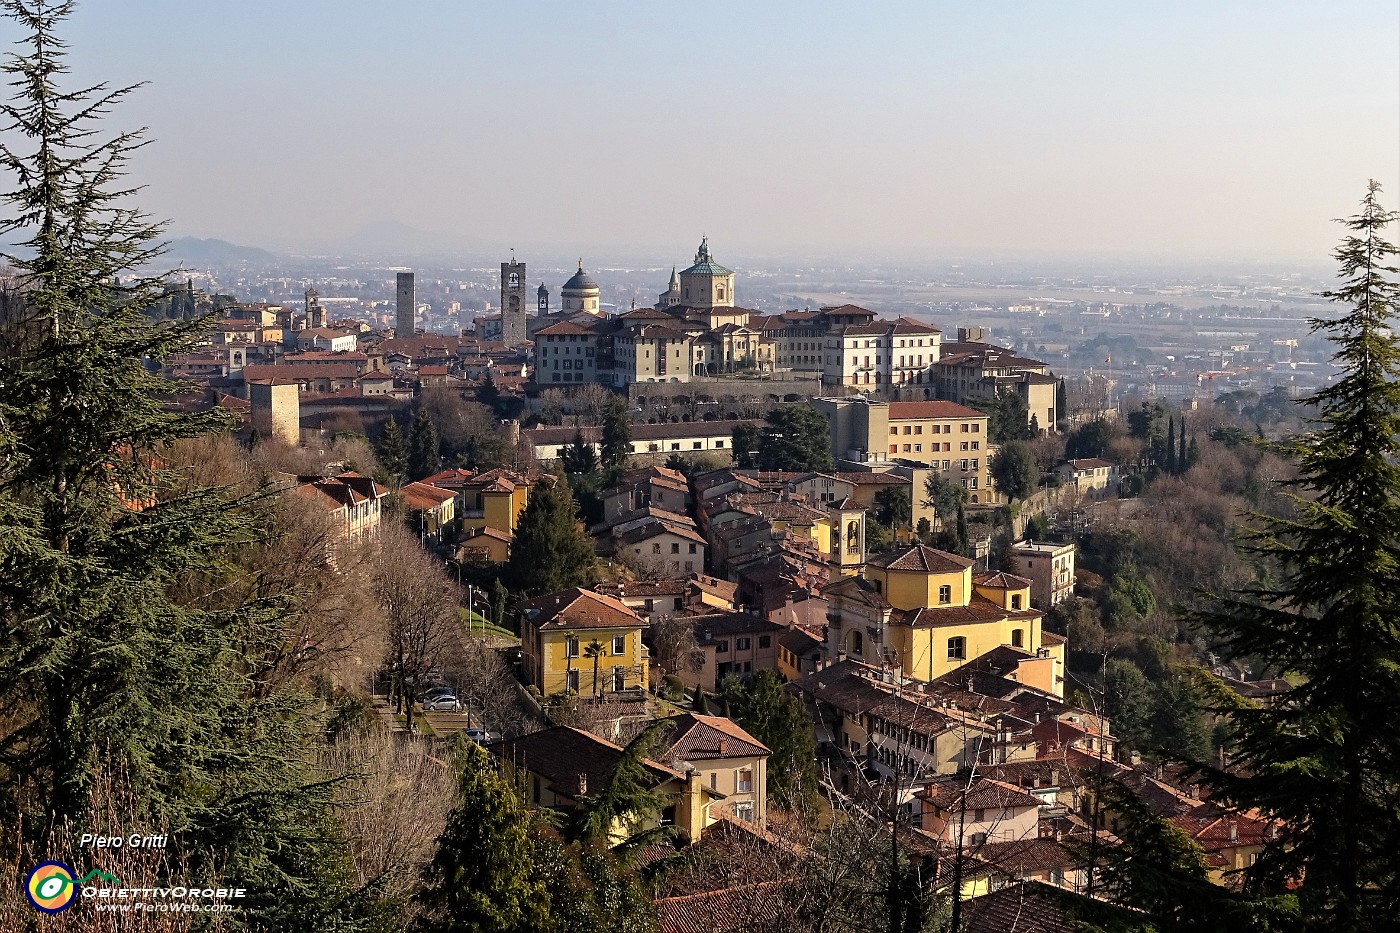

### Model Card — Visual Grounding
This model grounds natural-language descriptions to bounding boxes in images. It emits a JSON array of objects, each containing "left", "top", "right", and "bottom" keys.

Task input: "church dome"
[{"left": 561, "top": 260, "right": 599, "bottom": 294}]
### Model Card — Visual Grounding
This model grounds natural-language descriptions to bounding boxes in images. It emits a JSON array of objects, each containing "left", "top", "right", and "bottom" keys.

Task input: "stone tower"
[
  {"left": 501, "top": 259, "right": 527, "bottom": 345},
  {"left": 396, "top": 272, "right": 415, "bottom": 336},
  {"left": 305, "top": 286, "right": 324, "bottom": 330},
  {"left": 537, "top": 282, "right": 550, "bottom": 316}
]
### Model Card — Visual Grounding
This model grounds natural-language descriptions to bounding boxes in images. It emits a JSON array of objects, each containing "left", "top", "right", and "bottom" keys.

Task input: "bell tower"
[{"left": 501, "top": 253, "right": 527, "bottom": 345}]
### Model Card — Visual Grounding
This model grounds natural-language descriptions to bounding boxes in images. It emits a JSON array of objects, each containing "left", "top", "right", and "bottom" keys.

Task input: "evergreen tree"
[
  {"left": 987, "top": 388, "right": 1031, "bottom": 444},
  {"left": 377, "top": 415, "right": 409, "bottom": 481},
  {"left": 408, "top": 405, "right": 441, "bottom": 480},
  {"left": 475, "top": 372, "right": 502, "bottom": 413},
  {"left": 1055, "top": 376, "right": 1069, "bottom": 431},
  {"left": 1187, "top": 434, "right": 1201, "bottom": 469},
  {"left": 717, "top": 671, "right": 820, "bottom": 818},
  {"left": 1166, "top": 413, "right": 1177, "bottom": 474},
  {"left": 923, "top": 472, "right": 968, "bottom": 522},
  {"left": 0, "top": 4, "right": 359, "bottom": 923},
  {"left": 417, "top": 741, "right": 552, "bottom": 933},
  {"left": 1179, "top": 416, "right": 1189, "bottom": 473},
  {"left": 989, "top": 440, "right": 1038, "bottom": 501},
  {"left": 731, "top": 421, "right": 761, "bottom": 469},
  {"left": 954, "top": 500, "right": 969, "bottom": 556},
  {"left": 566, "top": 720, "right": 673, "bottom": 852},
  {"left": 756, "top": 404, "right": 833, "bottom": 472},
  {"left": 561, "top": 428, "right": 598, "bottom": 475},
  {"left": 1186, "top": 184, "right": 1400, "bottom": 930},
  {"left": 599, "top": 394, "right": 632, "bottom": 480},
  {"left": 506, "top": 475, "right": 599, "bottom": 596}
]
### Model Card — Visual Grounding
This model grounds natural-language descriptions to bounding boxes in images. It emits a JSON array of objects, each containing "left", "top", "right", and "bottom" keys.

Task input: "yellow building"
[
  {"left": 459, "top": 468, "right": 533, "bottom": 536},
  {"left": 518, "top": 588, "right": 650, "bottom": 697},
  {"left": 400, "top": 481, "right": 457, "bottom": 541},
  {"left": 822, "top": 545, "right": 1064, "bottom": 695}
]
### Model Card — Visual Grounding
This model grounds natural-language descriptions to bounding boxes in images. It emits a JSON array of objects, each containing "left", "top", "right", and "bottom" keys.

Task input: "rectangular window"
[
  {"left": 736, "top": 637, "right": 752, "bottom": 651},
  {"left": 652, "top": 543, "right": 662, "bottom": 554},
  {"left": 1011, "top": 626, "right": 1024, "bottom": 645},
  {"left": 688, "top": 543, "right": 697, "bottom": 553},
  {"left": 961, "top": 441, "right": 969, "bottom": 451},
  {"left": 947, "top": 636, "right": 966, "bottom": 660},
  {"left": 671, "top": 543, "right": 681, "bottom": 554},
  {"left": 613, "top": 634, "right": 626, "bottom": 654},
  {"left": 914, "top": 444, "right": 922, "bottom": 452},
  {"left": 903, "top": 444, "right": 911, "bottom": 452},
  {"left": 738, "top": 769, "right": 754, "bottom": 793},
  {"left": 566, "top": 669, "right": 579, "bottom": 691},
  {"left": 717, "top": 640, "right": 730, "bottom": 653},
  {"left": 961, "top": 424, "right": 970, "bottom": 432},
  {"left": 565, "top": 636, "right": 579, "bottom": 658},
  {"left": 889, "top": 426, "right": 898, "bottom": 435},
  {"left": 759, "top": 635, "right": 771, "bottom": 649},
  {"left": 914, "top": 425, "right": 922, "bottom": 435},
  {"left": 939, "top": 585, "right": 952, "bottom": 604}
]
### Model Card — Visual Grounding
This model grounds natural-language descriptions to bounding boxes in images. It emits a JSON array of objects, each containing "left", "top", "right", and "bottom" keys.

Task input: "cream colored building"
[
  {"left": 822, "top": 315, "right": 943, "bottom": 390},
  {"left": 1009, "top": 541, "right": 1076, "bottom": 608},
  {"left": 658, "top": 713, "right": 771, "bottom": 826},
  {"left": 814, "top": 397, "right": 998, "bottom": 503}
]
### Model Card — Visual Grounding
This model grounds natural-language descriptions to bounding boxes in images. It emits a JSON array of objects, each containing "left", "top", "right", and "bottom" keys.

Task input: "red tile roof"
[
  {"left": 868, "top": 544, "right": 975, "bottom": 573},
  {"left": 518, "top": 587, "right": 647, "bottom": 630},
  {"left": 660, "top": 713, "right": 770, "bottom": 763},
  {"left": 887, "top": 400, "right": 985, "bottom": 420}
]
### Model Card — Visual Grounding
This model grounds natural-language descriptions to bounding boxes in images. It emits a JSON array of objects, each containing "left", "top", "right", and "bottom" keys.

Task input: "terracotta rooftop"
[
  {"left": 887, "top": 400, "right": 985, "bottom": 421},
  {"left": 868, "top": 544, "right": 975, "bottom": 573},
  {"left": 660, "top": 713, "right": 770, "bottom": 763},
  {"left": 517, "top": 587, "right": 647, "bottom": 631},
  {"left": 487, "top": 726, "right": 680, "bottom": 800}
]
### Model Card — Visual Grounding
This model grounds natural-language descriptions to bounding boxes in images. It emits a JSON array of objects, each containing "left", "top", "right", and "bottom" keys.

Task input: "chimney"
[
  {"left": 577, "top": 772, "right": 587, "bottom": 796},
  {"left": 719, "top": 738, "right": 728, "bottom": 756},
  {"left": 1229, "top": 821, "right": 1238, "bottom": 843}
]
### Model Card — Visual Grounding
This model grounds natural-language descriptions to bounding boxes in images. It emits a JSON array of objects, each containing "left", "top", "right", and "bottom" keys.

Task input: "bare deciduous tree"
[
  {"left": 322, "top": 729, "right": 456, "bottom": 924},
  {"left": 374, "top": 524, "right": 463, "bottom": 733}
]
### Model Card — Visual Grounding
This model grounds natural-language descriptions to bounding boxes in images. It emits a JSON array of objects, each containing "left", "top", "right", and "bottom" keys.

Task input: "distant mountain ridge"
[{"left": 165, "top": 236, "right": 277, "bottom": 264}]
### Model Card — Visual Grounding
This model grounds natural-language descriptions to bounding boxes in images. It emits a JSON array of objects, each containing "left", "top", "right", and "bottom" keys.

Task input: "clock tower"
[{"left": 500, "top": 256, "right": 527, "bottom": 346}]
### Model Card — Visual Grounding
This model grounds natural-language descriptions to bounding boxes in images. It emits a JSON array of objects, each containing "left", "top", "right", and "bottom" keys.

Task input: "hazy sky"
[{"left": 34, "top": 1, "right": 1400, "bottom": 262}]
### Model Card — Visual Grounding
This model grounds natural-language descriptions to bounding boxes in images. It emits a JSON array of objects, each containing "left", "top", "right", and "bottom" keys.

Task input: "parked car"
[
  {"left": 416, "top": 685, "right": 454, "bottom": 702},
  {"left": 463, "top": 727, "right": 500, "bottom": 745},
  {"left": 421, "top": 694, "right": 462, "bottom": 712}
]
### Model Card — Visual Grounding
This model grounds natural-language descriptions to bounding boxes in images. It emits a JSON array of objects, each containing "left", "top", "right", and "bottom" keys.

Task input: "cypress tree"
[
  {"left": 599, "top": 395, "right": 632, "bottom": 479},
  {"left": 0, "top": 3, "right": 357, "bottom": 923},
  {"left": 408, "top": 405, "right": 441, "bottom": 480},
  {"left": 1165, "top": 412, "right": 1177, "bottom": 474},
  {"left": 1055, "top": 376, "right": 1069, "bottom": 431},
  {"left": 416, "top": 741, "right": 552, "bottom": 933},
  {"left": 506, "top": 475, "right": 599, "bottom": 596},
  {"left": 1188, "top": 184, "right": 1400, "bottom": 930},
  {"left": 561, "top": 428, "right": 598, "bottom": 475},
  {"left": 955, "top": 500, "right": 969, "bottom": 556},
  {"left": 377, "top": 415, "right": 409, "bottom": 481},
  {"left": 1178, "top": 416, "right": 1188, "bottom": 473}
]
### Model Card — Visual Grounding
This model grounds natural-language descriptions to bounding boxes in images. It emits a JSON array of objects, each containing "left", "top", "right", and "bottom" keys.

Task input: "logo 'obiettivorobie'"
[
  {"left": 25, "top": 862, "right": 77, "bottom": 913},
  {"left": 24, "top": 863, "right": 122, "bottom": 914}
]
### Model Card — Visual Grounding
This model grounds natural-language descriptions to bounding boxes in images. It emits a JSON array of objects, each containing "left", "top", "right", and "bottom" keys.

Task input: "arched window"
[
  {"left": 850, "top": 629, "right": 864, "bottom": 656},
  {"left": 1011, "top": 628, "right": 1024, "bottom": 647}
]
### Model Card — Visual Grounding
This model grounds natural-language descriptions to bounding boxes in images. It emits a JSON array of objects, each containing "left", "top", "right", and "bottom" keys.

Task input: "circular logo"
[{"left": 26, "top": 861, "right": 77, "bottom": 913}]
